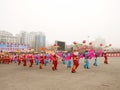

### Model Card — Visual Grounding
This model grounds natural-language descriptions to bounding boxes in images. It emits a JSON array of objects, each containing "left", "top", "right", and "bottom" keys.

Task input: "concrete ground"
[{"left": 0, "top": 57, "right": 120, "bottom": 90}]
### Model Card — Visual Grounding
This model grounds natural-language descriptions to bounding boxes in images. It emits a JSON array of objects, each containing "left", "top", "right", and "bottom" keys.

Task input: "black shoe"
[
  {"left": 87, "top": 67, "right": 90, "bottom": 69},
  {"left": 71, "top": 71, "right": 76, "bottom": 73}
]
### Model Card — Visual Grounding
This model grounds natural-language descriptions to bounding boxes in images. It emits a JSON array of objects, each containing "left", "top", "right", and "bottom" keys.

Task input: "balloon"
[{"left": 82, "top": 40, "right": 86, "bottom": 44}]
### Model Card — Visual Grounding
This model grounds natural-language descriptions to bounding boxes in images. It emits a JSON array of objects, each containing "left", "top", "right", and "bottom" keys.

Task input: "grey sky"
[{"left": 0, "top": 0, "right": 120, "bottom": 47}]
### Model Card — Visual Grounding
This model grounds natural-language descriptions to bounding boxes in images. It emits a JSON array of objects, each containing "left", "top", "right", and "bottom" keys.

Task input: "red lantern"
[
  {"left": 89, "top": 42, "right": 92, "bottom": 45},
  {"left": 73, "top": 41, "right": 77, "bottom": 45},
  {"left": 82, "top": 40, "right": 86, "bottom": 44},
  {"left": 53, "top": 44, "right": 57, "bottom": 46},
  {"left": 100, "top": 44, "right": 103, "bottom": 47},
  {"left": 109, "top": 44, "right": 112, "bottom": 47}
]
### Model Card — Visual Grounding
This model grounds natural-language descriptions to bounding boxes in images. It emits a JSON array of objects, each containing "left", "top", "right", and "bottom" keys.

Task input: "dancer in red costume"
[
  {"left": 0, "top": 55, "right": 1, "bottom": 64},
  {"left": 22, "top": 54, "right": 27, "bottom": 66},
  {"left": 39, "top": 52, "right": 46, "bottom": 69},
  {"left": 71, "top": 50, "right": 79, "bottom": 73},
  {"left": 29, "top": 54, "right": 34, "bottom": 67},
  {"left": 1, "top": 54, "right": 4, "bottom": 64},
  {"left": 17, "top": 54, "right": 21, "bottom": 65},
  {"left": 0, "top": 53, "right": 3, "bottom": 64},
  {"left": 6, "top": 54, "right": 10, "bottom": 64},
  {"left": 103, "top": 50, "right": 108, "bottom": 64},
  {"left": 52, "top": 52, "right": 58, "bottom": 71},
  {"left": 4, "top": 54, "right": 7, "bottom": 64}
]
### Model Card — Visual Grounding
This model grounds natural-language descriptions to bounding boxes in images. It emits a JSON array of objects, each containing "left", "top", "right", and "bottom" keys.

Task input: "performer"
[
  {"left": 29, "top": 54, "right": 34, "bottom": 67},
  {"left": 0, "top": 53, "right": 1, "bottom": 64},
  {"left": 52, "top": 52, "right": 58, "bottom": 71},
  {"left": 22, "top": 54, "right": 27, "bottom": 66},
  {"left": 78, "top": 53, "right": 84, "bottom": 64},
  {"left": 103, "top": 50, "right": 108, "bottom": 64},
  {"left": 44, "top": 53, "right": 49, "bottom": 66},
  {"left": 84, "top": 50, "right": 90, "bottom": 69},
  {"left": 93, "top": 52, "right": 98, "bottom": 66},
  {"left": 67, "top": 52, "right": 72, "bottom": 68},
  {"left": 17, "top": 54, "right": 21, "bottom": 65},
  {"left": 3, "top": 54, "right": 7, "bottom": 64},
  {"left": 14, "top": 54, "right": 17, "bottom": 63},
  {"left": 71, "top": 50, "right": 79, "bottom": 73},
  {"left": 62, "top": 52, "right": 66, "bottom": 65},
  {"left": 39, "top": 52, "right": 45, "bottom": 69},
  {"left": 6, "top": 54, "right": 10, "bottom": 64},
  {"left": 1, "top": 54, "right": 5, "bottom": 64},
  {"left": 35, "top": 54, "right": 39, "bottom": 65}
]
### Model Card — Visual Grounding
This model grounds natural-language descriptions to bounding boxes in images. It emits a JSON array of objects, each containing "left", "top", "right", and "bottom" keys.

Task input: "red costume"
[
  {"left": 17, "top": 55, "right": 21, "bottom": 65},
  {"left": 71, "top": 54, "right": 79, "bottom": 73},
  {"left": 0, "top": 55, "right": 2, "bottom": 64},
  {"left": 22, "top": 54, "right": 27, "bottom": 66},
  {"left": 29, "top": 55, "right": 34, "bottom": 67},
  {"left": 103, "top": 52, "right": 108, "bottom": 64},
  {"left": 2, "top": 55, "right": 5, "bottom": 64},
  {"left": 39, "top": 54, "right": 45, "bottom": 69},
  {"left": 52, "top": 54, "right": 58, "bottom": 71},
  {"left": 6, "top": 55, "right": 10, "bottom": 64},
  {"left": 3, "top": 55, "right": 7, "bottom": 64}
]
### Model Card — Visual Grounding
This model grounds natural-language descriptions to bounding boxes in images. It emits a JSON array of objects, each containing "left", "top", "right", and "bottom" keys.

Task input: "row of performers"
[{"left": 0, "top": 50, "right": 108, "bottom": 73}]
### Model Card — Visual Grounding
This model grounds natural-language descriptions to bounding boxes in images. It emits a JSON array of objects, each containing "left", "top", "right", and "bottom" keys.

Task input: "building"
[
  {"left": 20, "top": 31, "right": 36, "bottom": 48},
  {"left": 20, "top": 31, "right": 28, "bottom": 45},
  {"left": 0, "top": 30, "right": 20, "bottom": 44},
  {"left": 35, "top": 32, "right": 46, "bottom": 51},
  {"left": 20, "top": 31, "right": 46, "bottom": 51},
  {"left": 0, "top": 30, "right": 27, "bottom": 52},
  {"left": 0, "top": 30, "right": 46, "bottom": 51}
]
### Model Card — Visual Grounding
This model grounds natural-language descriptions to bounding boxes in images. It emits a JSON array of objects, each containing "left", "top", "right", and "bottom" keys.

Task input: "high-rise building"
[
  {"left": 35, "top": 32, "right": 46, "bottom": 51},
  {"left": 29, "top": 32, "right": 37, "bottom": 48},
  {"left": 20, "top": 31, "right": 28, "bottom": 45},
  {"left": 20, "top": 31, "right": 46, "bottom": 50}
]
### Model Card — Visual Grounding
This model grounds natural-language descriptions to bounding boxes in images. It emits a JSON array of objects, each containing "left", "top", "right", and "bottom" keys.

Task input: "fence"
[{"left": 106, "top": 52, "right": 120, "bottom": 57}]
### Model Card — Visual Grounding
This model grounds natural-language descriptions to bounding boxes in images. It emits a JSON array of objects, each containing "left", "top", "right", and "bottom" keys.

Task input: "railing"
[{"left": 106, "top": 52, "right": 120, "bottom": 57}]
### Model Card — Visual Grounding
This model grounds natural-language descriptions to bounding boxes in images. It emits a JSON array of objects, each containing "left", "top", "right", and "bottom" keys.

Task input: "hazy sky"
[{"left": 0, "top": 0, "right": 120, "bottom": 47}]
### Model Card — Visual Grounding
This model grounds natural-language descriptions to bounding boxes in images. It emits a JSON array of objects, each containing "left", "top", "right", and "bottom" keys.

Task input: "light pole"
[{"left": 87, "top": 36, "right": 90, "bottom": 45}]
